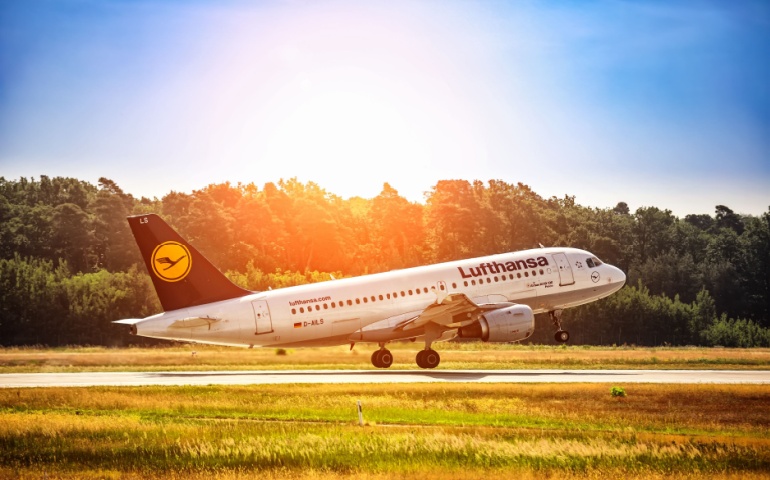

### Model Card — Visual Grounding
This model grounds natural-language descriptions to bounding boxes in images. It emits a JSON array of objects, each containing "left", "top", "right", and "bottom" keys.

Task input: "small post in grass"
[{"left": 357, "top": 400, "right": 364, "bottom": 426}]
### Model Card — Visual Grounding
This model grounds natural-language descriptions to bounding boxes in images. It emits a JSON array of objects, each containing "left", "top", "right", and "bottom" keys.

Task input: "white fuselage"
[{"left": 132, "top": 247, "right": 625, "bottom": 347}]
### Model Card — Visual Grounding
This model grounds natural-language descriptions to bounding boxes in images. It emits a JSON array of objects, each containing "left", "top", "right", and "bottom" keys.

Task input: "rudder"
[{"left": 127, "top": 214, "right": 251, "bottom": 311}]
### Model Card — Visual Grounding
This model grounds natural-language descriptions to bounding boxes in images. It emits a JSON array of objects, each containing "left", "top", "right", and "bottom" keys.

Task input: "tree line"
[{"left": 1, "top": 175, "right": 768, "bottom": 347}]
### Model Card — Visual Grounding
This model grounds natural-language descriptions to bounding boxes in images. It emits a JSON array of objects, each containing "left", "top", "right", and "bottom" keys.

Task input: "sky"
[{"left": 1, "top": 0, "right": 769, "bottom": 217}]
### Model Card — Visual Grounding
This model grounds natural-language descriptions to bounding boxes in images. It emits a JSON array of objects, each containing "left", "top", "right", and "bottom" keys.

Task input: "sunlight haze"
[{"left": 1, "top": 0, "right": 768, "bottom": 217}]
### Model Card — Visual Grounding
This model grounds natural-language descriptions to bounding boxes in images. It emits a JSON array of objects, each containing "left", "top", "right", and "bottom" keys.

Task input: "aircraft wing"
[
  {"left": 359, "top": 292, "right": 515, "bottom": 342},
  {"left": 400, "top": 293, "right": 514, "bottom": 331}
]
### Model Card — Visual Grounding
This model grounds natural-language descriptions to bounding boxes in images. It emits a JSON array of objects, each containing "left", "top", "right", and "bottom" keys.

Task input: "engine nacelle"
[{"left": 457, "top": 304, "right": 534, "bottom": 343}]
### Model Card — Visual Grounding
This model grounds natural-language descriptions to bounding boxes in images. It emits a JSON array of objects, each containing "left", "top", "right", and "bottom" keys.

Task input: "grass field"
[
  {"left": 2, "top": 345, "right": 769, "bottom": 478},
  {"left": 1, "top": 383, "right": 769, "bottom": 479},
  {"left": 2, "top": 344, "right": 770, "bottom": 373}
]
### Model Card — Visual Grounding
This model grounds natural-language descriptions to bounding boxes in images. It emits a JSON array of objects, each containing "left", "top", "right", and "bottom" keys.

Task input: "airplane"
[{"left": 115, "top": 214, "right": 626, "bottom": 368}]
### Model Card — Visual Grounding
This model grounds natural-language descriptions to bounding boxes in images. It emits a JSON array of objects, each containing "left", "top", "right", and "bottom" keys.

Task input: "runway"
[{"left": 2, "top": 369, "right": 769, "bottom": 388}]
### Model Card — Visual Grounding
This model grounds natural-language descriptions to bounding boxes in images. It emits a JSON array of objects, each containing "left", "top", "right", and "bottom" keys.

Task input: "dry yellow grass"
[
  {"left": 4, "top": 469, "right": 768, "bottom": 480},
  {"left": 2, "top": 344, "right": 769, "bottom": 372},
  {"left": 2, "top": 383, "right": 769, "bottom": 478}
]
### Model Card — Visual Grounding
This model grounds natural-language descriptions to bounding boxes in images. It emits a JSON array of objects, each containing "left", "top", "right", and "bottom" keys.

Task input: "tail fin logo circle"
[{"left": 151, "top": 242, "right": 192, "bottom": 282}]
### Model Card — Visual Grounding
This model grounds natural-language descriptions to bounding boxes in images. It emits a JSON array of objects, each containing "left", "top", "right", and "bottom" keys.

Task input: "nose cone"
[{"left": 609, "top": 264, "right": 626, "bottom": 290}]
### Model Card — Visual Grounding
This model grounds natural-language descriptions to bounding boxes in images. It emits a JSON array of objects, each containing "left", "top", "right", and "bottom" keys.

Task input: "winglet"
[{"left": 127, "top": 214, "right": 251, "bottom": 311}]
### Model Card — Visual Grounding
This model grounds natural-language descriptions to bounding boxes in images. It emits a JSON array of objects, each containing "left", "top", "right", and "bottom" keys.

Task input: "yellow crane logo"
[{"left": 151, "top": 241, "right": 192, "bottom": 282}]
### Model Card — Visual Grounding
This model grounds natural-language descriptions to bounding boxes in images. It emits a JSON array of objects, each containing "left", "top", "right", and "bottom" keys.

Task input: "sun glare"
[
  {"left": 266, "top": 85, "right": 427, "bottom": 166},
  {"left": 188, "top": 2, "right": 492, "bottom": 200}
]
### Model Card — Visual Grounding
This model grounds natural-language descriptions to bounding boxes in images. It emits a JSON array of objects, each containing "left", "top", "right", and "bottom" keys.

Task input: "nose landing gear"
[{"left": 549, "top": 309, "right": 570, "bottom": 343}]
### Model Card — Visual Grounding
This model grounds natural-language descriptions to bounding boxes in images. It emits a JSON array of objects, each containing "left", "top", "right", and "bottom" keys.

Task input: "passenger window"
[
  {"left": 291, "top": 308, "right": 296, "bottom": 314},
  {"left": 363, "top": 297, "right": 368, "bottom": 303},
  {"left": 347, "top": 300, "right": 353, "bottom": 306},
  {"left": 379, "top": 295, "right": 384, "bottom": 301}
]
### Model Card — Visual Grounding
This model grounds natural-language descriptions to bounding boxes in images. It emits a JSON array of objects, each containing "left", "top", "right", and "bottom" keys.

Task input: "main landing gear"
[
  {"left": 369, "top": 323, "right": 445, "bottom": 369},
  {"left": 369, "top": 346, "right": 441, "bottom": 369},
  {"left": 415, "top": 349, "right": 440, "bottom": 369},
  {"left": 371, "top": 344, "right": 393, "bottom": 368},
  {"left": 415, "top": 321, "right": 443, "bottom": 369},
  {"left": 550, "top": 309, "right": 570, "bottom": 343}
]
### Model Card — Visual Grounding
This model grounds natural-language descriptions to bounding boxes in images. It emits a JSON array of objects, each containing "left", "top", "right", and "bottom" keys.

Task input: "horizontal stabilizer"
[
  {"left": 168, "top": 317, "right": 221, "bottom": 329},
  {"left": 113, "top": 318, "right": 143, "bottom": 325}
]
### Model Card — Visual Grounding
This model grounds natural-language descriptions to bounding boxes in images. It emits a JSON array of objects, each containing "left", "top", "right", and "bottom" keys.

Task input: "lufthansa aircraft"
[{"left": 115, "top": 214, "right": 626, "bottom": 368}]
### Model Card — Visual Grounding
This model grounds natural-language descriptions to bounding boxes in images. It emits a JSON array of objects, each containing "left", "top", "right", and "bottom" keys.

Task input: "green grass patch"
[{"left": 1, "top": 383, "right": 769, "bottom": 478}]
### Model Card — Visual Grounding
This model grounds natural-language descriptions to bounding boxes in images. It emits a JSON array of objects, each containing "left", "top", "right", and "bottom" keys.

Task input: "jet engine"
[{"left": 457, "top": 304, "right": 534, "bottom": 343}]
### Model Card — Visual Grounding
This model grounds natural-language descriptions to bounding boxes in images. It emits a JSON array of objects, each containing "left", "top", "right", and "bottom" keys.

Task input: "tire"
[
  {"left": 555, "top": 330, "right": 570, "bottom": 343},
  {"left": 371, "top": 350, "right": 382, "bottom": 368},
  {"left": 379, "top": 349, "right": 393, "bottom": 368},
  {"left": 415, "top": 350, "right": 426, "bottom": 368},
  {"left": 416, "top": 349, "right": 440, "bottom": 368}
]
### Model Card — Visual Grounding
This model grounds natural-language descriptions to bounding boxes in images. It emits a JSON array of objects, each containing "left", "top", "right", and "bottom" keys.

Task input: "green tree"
[
  {"left": 52, "top": 203, "right": 93, "bottom": 272},
  {"left": 424, "top": 180, "right": 482, "bottom": 262},
  {"left": 369, "top": 183, "right": 426, "bottom": 269},
  {"left": 90, "top": 181, "right": 138, "bottom": 271},
  {"left": 739, "top": 209, "right": 770, "bottom": 324},
  {"left": 632, "top": 206, "right": 675, "bottom": 264},
  {"left": 715, "top": 205, "right": 744, "bottom": 235}
]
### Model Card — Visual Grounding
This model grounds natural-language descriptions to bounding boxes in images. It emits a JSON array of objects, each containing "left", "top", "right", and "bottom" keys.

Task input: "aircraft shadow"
[{"left": 152, "top": 370, "right": 636, "bottom": 381}]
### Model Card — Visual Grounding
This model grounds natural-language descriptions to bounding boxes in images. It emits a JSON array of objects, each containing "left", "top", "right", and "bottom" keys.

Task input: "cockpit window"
[{"left": 586, "top": 257, "right": 603, "bottom": 268}]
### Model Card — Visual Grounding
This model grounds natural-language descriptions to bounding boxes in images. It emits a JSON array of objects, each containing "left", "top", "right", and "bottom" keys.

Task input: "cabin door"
[
  {"left": 251, "top": 300, "right": 274, "bottom": 334},
  {"left": 552, "top": 253, "right": 575, "bottom": 286}
]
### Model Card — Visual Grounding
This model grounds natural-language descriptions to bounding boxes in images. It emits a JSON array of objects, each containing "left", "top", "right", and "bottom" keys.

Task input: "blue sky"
[{"left": 1, "top": 0, "right": 768, "bottom": 217}]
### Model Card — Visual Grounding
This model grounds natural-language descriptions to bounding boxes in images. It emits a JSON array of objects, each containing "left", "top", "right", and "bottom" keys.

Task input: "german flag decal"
[{"left": 294, "top": 322, "right": 302, "bottom": 329}]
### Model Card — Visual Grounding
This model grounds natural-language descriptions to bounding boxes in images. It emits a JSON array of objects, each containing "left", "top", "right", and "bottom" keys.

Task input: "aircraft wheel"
[
  {"left": 555, "top": 330, "right": 570, "bottom": 343},
  {"left": 371, "top": 349, "right": 393, "bottom": 368},
  {"left": 371, "top": 350, "right": 383, "bottom": 368},
  {"left": 416, "top": 349, "right": 440, "bottom": 369},
  {"left": 379, "top": 349, "right": 393, "bottom": 368},
  {"left": 415, "top": 350, "right": 426, "bottom": 368}
]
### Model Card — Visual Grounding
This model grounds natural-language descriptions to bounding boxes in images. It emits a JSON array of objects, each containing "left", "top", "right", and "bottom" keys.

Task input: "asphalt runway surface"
[{"left": 2, "top": 369, "right": 769, "bottom": 388}]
